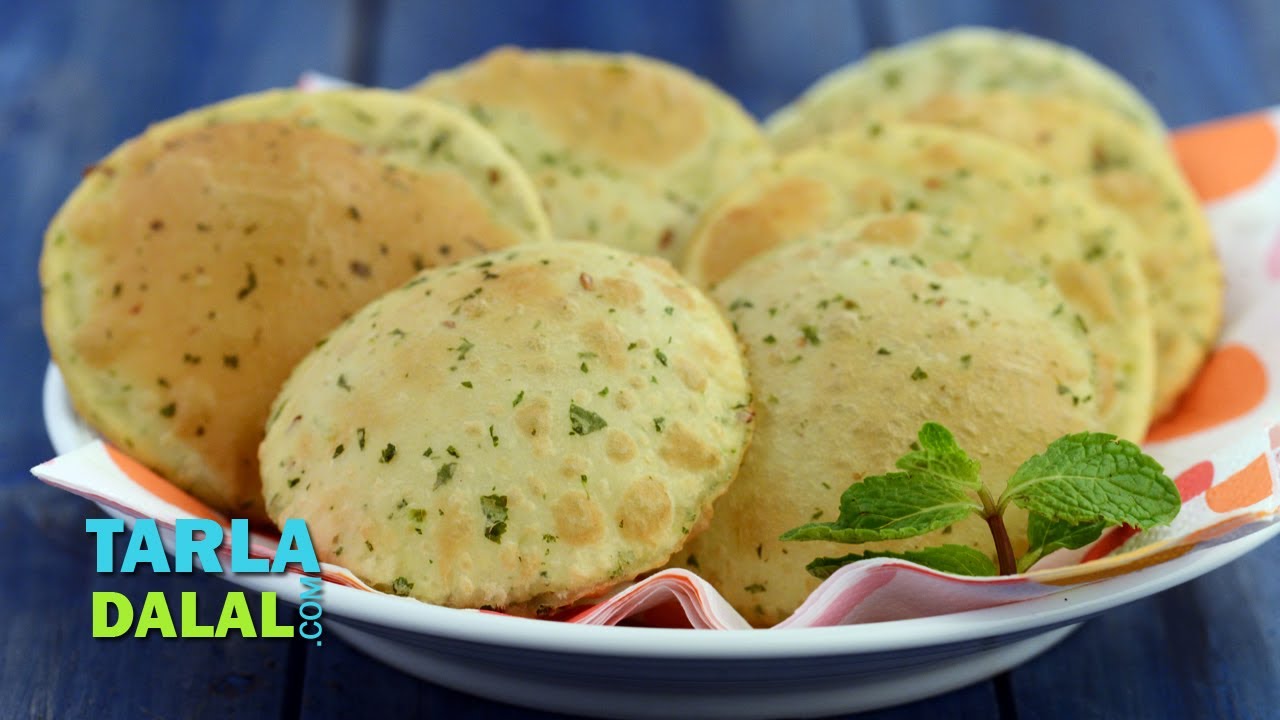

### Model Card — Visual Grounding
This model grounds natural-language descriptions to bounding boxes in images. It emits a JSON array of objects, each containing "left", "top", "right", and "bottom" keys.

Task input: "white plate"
[{"left": 41, "top": 364, "right": 1280, "bottom": 718}]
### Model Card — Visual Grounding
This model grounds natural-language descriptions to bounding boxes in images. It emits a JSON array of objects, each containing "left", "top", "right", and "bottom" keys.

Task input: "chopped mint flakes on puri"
[
  {"left": 391, "top": 577, "right": 414, "bottom": 596},
  {"left": 781, "top": 421, "right": 1179, "bottom": 577},
  {"left": 481, "top": 494, "right": 508, "bottom": 543},
  {"left": 434, "top": 462, "right": 456, "bottom": 488},
  {"left": 569, "top": 402, "right": 607, "bottom": 435}
]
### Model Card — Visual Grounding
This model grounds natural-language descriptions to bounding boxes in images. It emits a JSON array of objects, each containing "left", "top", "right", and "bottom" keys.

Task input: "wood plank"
[
  {"left": 370, "top": 0, "right": 744, "bottom": 98},
  {"left": 0, "top": 0, "right": 351, "bottom": 485},
  {"left": 1007, "top": 538, "right": 1280, "bottom": 719},
  {"left": 371, "top": 0, "right": 1278, "bottom": 124},
  {"left": 0, "top": 481, "right": 300, "bottom": 718}
]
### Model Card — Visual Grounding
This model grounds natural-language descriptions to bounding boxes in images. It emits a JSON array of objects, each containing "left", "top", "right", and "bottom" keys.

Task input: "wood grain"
[{"left": 1007, "top": 540, "right": 1280, "bottom": 719}]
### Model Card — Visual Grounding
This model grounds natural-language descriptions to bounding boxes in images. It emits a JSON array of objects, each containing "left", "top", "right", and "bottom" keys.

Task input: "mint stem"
[{"left": 979, "top": 488, "right": 1017, "bottom": 575}]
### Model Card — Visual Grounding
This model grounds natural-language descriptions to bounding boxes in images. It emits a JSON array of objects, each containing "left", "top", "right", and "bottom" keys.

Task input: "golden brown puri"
[
  {"left": 41, "top": 89, "right": 549, "bottom": 521},
  {"left": 414, "top": 47, "right": 772, "bottom": 261},
  {"left": 671, "top": 239, "right": 1100, "bottom": 627},
  {"left": 766, "top": 26, "right": 1164, "bottom": 152},
  {"left": 899, "top": 92, "right": 1220, "bottom": 415},
  {"left": 259, "top": 242, "right": 753, "bottom": 614},
  {"left": 682, "top": 123, "right": 1154, "bottom": 442}
]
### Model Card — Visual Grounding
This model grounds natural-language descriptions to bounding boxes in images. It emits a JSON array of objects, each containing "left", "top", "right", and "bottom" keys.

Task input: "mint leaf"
[
  {"left": 999, "top": 432, "right": 1180, "bottom": 527},
  {"left": 806, "top": 545, "right": 997, "bottom": 578},
  {"left": 780, "top": 471, "right": 980, "bottom": 544},
  {"left": 895, "top": 422, "right": 981, "bottom": 490},
  {"left": 1017, "top": 513, "right": 1107, "bottom": 573}
]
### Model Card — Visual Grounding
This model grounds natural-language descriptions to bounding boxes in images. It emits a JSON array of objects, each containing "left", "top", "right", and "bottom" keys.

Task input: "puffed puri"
[
  {"left": 40, "top": 88, "right": 553, "bottom": 523},
  {"left": 413, "top": 46, "right": 773, "bottom": 262},
  {"left": 259, "top": 241, "right": 754, "bottom": 615},
  {"left": 671, "top": 233, "right": 1102, "bottom": 627}
]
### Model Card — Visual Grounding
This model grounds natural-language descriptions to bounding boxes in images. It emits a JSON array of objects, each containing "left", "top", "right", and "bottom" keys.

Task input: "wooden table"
[{"left": 3, "top": 2, "right": 1278, "bottom": 717}]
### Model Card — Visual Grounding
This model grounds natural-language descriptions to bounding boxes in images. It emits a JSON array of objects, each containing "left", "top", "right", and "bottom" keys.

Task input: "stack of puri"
[
  {"left": 41, "top": 49, "right": 767, "bottom": 612},
  {"left": 42, "top": 88, "right": 553, "bottom": 522},
  {"left": 675, "top": 27, "right": 1221, "bottom": 626},
  {"left": 763, "top": 26, "right": 1220, "bottom": 417}
]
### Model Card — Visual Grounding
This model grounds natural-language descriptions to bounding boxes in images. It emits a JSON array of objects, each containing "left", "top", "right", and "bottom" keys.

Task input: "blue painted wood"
[
  {"left": 1008, "top": 537, "right": 1280, "bottom": 720},
  {"left": 0, "top": 481, "right": 299, "bottom": 718},
  {"left": 370, "top": 0, "right": 1280, "bottom": 126}
]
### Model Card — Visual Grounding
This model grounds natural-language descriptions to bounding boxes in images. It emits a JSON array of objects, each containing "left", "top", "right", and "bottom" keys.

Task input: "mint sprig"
[{"left": 782, "top": 422, "right": 1180, "bottom": 576}]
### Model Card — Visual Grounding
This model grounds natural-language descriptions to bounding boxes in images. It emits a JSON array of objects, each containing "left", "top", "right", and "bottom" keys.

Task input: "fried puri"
[
  {"left": 414, "top": 47, "right": 771, "bottom": 261},
  {"left": 41, "top": 88, "right": 551, "bottom": 520},
  {"left": 259, "top": 242, "right": 753, "bottom": 613},
  {"left": 674, "top": 233, "right": 1100, "bottom": 626}
]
